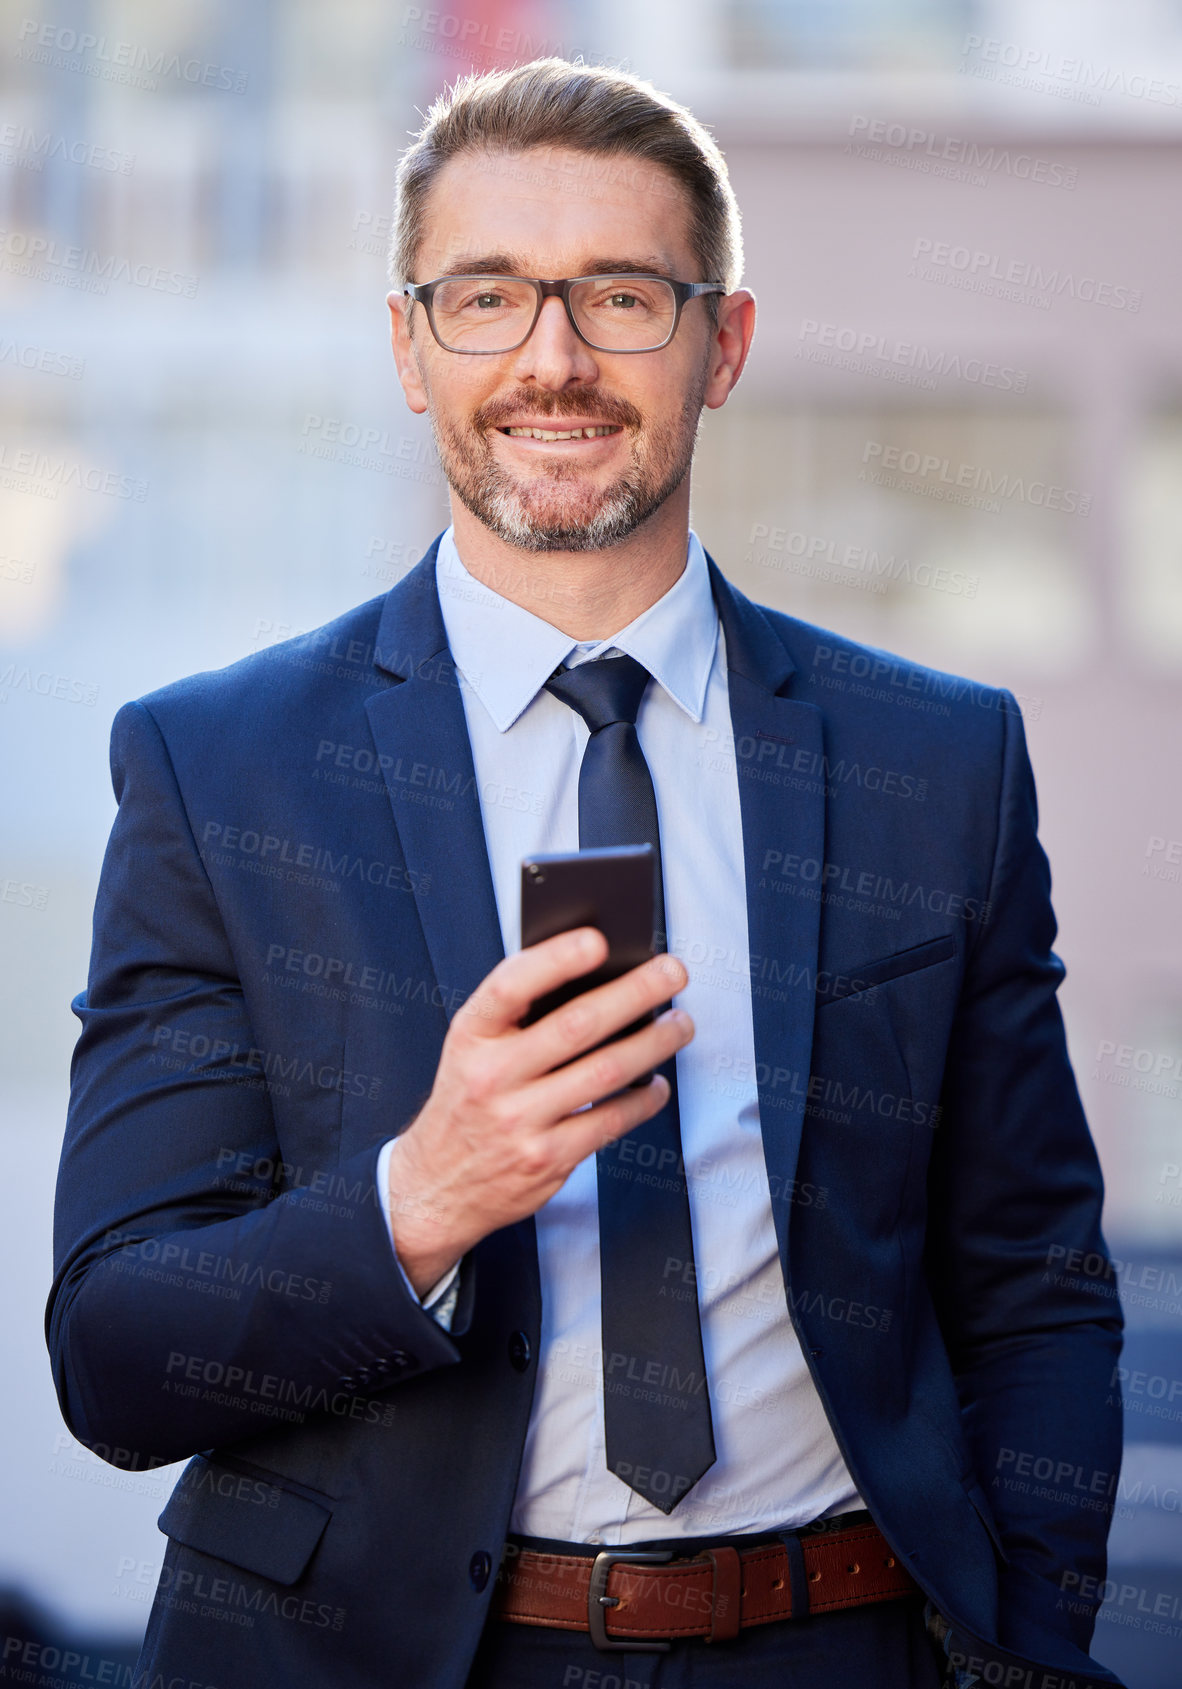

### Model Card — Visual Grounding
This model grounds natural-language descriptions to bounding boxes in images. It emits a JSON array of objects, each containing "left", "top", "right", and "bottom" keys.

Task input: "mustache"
[{"left": 473, "top": 391, "right": 643, "bottom": 432}]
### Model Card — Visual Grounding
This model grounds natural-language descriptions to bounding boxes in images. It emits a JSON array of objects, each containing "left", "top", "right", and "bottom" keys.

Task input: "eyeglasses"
[{"left": 402, "top": 273, "right": 726, "bottom": 355}]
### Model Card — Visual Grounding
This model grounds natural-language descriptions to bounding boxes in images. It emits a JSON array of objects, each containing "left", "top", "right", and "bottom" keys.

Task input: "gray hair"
[{"left": 389, "top": 57, "right": 743, "bottom": 307}]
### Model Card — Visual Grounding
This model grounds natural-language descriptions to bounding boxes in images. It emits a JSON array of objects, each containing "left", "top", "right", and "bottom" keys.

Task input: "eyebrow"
[{"left": 430, "top": 254, "right": 682, "bottom": 280}]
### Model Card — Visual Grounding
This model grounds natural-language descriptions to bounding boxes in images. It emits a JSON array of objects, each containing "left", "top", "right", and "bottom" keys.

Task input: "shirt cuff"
[{"left": 376, "top": 1138, "right": 461, "bottom": 1330}]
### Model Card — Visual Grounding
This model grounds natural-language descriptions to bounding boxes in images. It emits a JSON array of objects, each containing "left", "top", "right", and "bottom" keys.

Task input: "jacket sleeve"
[
  {"left": 926, "top": 692, "right": 1123, "bottom": 1661},
  {"left": 46, "top": 699, "right": 471, "bottom": 1469}
]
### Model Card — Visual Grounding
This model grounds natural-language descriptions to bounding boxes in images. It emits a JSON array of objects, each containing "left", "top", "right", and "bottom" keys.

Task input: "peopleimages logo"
[
  {"left": 796, "top": 319, "right": 1028, "bottom": 393},
  {"left": 0, "top": 227, "right": 198, "bottom": 297},
  {"left": 0, "top": 442, "right": 146, "bottom": 501},
  {"left": 846, "top": 116, "right": 1077, "bottom": 190},
  {"left": 0, "top": 336, "right": 84, "bottom": 378},
  {"left": 861, "top": 441, "right": 1091, "bottom": 517},
  {"left": 911, "top": 237, "right": 1141, "bottom": 312},
  {"left": 747, "top": 521, "right": 978, "bottom": 599},
  {"left": 0, "top": 122, "right": 135, "bottom": 174},
  {"left": 14, "top": 18, "right": 250, "bottom": 92},
  {"left": 959, "top": 34, "right": 1182, "bottom": 109}
]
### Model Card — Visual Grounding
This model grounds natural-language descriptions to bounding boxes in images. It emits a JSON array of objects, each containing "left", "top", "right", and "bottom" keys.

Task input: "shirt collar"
[{"left": 435, "top": 525, "right": 718, "bottom": 732}]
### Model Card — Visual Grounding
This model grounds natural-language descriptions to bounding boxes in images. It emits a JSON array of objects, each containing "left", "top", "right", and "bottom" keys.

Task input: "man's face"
[{"left": 389, "top": 147, "right": 721, "bottom": 552}]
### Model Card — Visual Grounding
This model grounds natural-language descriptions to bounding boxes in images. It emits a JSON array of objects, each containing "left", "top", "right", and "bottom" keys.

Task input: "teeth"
[{"left": 505, "top": 425, "right": 620, "bottom": 440}]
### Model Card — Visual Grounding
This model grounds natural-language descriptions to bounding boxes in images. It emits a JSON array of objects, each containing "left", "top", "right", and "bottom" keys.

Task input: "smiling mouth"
[{"left": 499, "top": 424, "right": 623, "bottom": 441}]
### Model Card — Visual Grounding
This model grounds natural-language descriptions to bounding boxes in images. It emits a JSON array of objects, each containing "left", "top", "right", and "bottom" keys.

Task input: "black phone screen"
[{"left": 519, "top": 845, "right": 657, "bottom": 1044}]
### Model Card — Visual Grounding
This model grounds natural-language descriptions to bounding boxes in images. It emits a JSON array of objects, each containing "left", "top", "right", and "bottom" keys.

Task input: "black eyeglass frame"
[{"left": 401, "top": 273, "right": 727, "bottom": 354}]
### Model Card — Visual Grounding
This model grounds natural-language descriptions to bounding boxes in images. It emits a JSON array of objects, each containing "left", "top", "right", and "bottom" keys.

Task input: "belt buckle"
[{"left": 588, "top": 1548, "right": 674, "bottom": 1652}]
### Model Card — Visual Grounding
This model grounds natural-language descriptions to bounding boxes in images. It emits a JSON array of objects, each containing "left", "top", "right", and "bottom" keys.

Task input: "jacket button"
[
  {"left": 354, "top": 1365, "right": 373, "bottom": 1387},
  {"left": 338, "top": 1375, "right": 357, "bottom": 1393},
  {"left": 469, "top": 1550, "right": 492, "bottom": 1592},
  {"left": 390, "top": 1350, "right": 416, "bottom": 1370},
  {"left": 370, "top": 1357, "right": 391, "bottom": 1377},
  {"left": 508, "top": 1331, "right": 531, "bottom": 1371}
]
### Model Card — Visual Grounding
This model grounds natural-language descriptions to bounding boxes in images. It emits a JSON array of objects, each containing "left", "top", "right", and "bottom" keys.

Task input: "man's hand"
[{"left": 386, "top": 928, "right": 693, "bottom": 1294}]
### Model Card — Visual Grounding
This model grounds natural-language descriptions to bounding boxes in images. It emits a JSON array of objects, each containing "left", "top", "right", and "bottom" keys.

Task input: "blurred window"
[
  {"left": 692, "top": 402, "right": 1097, "bottom": 674},
  {"left": 722, "top": 0, "right": 976, "bottom": 69},
  {"left": 1122, "top": 407, "right": 1182, "bottom": 669}
]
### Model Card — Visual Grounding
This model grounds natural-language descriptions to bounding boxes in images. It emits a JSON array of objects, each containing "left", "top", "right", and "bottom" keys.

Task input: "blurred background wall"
[{"left": 1, "top": 1, "right": 1180, "bottom": 1683}]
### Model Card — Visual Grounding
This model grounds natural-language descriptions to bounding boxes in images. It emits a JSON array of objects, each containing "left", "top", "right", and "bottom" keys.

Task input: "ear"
[
  {"left": 703, "top": 290, "right": 757, "bottom": 411},
  {"left": 387, "top": 290, "right": 429, "bottom": 415}
]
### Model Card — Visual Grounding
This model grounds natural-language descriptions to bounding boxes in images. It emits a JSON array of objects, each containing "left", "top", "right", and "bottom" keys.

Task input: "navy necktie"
[{"left": 546, "top": 653, "right": 715, "bottom": 1513}]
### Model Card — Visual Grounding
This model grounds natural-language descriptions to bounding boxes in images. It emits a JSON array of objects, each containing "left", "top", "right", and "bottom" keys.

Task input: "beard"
[{"left": 423, "top": 369, "right": 708, "bottom": 552}]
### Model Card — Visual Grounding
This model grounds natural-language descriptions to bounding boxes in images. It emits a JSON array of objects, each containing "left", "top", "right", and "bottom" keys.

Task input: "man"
[{"left": 49, "top": 58, "right": 1124, "bottom": 1689}]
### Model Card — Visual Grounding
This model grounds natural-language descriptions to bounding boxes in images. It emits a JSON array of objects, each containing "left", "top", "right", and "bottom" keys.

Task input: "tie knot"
[{"left": 545, "top": 653, "right": 652, "bottom": 733}]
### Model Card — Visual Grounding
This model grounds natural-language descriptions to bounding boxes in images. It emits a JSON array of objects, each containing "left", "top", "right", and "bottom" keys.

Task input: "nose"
[{"left": 509, "top": 293, "right": 601, "bottom": 389}]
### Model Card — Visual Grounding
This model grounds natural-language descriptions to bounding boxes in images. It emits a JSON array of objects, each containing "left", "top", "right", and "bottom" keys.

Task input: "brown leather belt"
[{"left": 490, "top": 1520, "right": 918, "bottom": 1652}]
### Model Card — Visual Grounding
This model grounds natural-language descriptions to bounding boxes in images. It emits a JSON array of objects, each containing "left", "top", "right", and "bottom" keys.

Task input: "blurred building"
[{"left": 1, "top": 1, "right": 1180, "bottom": 1682}]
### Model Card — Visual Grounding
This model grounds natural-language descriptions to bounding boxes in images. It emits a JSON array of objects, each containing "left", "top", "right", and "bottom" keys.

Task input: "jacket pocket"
[
  {"left": 158, "top": 1453, "right": 333, "bottom": 1586},
  {"left": 821, "top": 934, "right": 957, "bottom": 1006},
  {"left": 962, "top": 1473, "right": 1009, "bottom": 1563}
]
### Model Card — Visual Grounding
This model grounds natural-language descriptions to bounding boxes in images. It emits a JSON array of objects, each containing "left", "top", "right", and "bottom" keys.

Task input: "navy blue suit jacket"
[{"left": 48, "top": 538, "right": 1124, "bottom": 1687}]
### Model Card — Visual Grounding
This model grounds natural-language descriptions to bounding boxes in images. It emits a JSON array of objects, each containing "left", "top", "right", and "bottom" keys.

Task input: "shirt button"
[
  {"left": 507, "top": 1331, "right": 532, "bottom": 1372},
  {"left": 469, "top": 1550, "right": 492, "bottom": 1592}
]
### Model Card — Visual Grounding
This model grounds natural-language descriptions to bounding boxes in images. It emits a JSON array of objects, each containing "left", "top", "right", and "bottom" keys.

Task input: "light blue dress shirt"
[{"left": 379, "top": 525, "right": 860, "bottom": 1544}]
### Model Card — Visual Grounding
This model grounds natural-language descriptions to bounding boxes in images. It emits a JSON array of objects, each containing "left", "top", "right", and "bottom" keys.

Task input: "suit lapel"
[
  {"left": 363, "top": 541, "right": 539, "bottom": 1328},
  {"left": 707, "top": 556, "right": 825, "bottom": 1269},
  {"left": 363, "top": 540, "right": 505, "bottom": 1019}
]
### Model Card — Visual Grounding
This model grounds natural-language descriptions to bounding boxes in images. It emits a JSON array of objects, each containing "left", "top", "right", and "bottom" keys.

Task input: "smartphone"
[{"left": 520, "top": 846, "right": 659, "bottom": 1076}]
